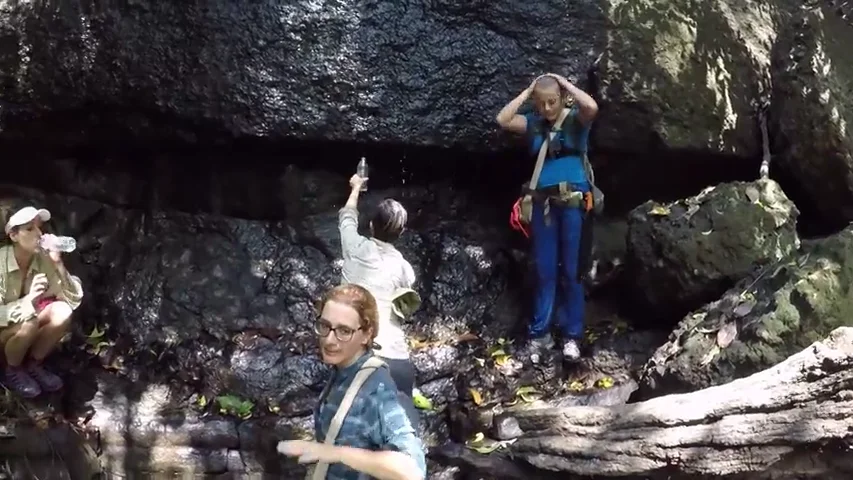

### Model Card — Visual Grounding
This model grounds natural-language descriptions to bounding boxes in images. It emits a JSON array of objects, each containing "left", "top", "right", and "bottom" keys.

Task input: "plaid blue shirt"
[{"left": 314, "top": 353, "right": 427, "bottom": 479}]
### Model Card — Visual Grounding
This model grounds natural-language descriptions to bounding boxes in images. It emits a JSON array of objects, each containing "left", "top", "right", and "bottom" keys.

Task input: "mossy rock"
[
  {"left": 638, "top": 225, "right": 853, "bottom": 398},
  {"left": 626, "top": 179, "right": 799, "bottom": 323},
  {"left": 770, "top": 5, "right": 853, "bottom": 228},
  {"left": 596, "top": 0, "right": 784, "bottom": 155}
]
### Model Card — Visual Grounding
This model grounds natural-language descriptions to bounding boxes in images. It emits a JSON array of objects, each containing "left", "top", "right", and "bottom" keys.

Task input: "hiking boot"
[
  {"left": 562, "top": 339, "right": 581, "bottom": 362},
  {"left": 522, "top": 335, "right": 555, "bottom": 365},
  {"left": 3, "top": 366, "right": 42, "bottom": 399},
  {"left": 25, "top": 361, "right": 63, "bottom": 393}
]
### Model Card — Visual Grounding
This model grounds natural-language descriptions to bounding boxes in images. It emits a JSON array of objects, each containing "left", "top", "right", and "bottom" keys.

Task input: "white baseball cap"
[{"left": 5, "top": 206, "right": 51, "bottom": 234}]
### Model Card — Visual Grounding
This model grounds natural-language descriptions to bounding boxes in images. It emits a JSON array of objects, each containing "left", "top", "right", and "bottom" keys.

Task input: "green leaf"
[
  {"left": 215, "top": 394, "right": 254, "bottom": 419},
  {"left": 595, "top": 377, "right": 615, "bottom": 389},
  {"left": 514, "top": 385, "right": 540, "bottom": 403},
  {"left": 86, "top": 326, "right": 105, "bottom": 340},
  {"left": 413, "top": 392, "right": 434, "bottom": 411}
]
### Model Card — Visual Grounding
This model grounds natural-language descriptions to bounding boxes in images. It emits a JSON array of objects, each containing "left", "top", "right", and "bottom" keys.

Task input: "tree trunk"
[{"left": 439, "top": 327, "right": 853, "bottom": 479}]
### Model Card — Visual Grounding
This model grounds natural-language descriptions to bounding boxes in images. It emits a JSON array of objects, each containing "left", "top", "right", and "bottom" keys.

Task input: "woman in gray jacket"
[{"left": 337, "top": 173, "right": 421, "bottom": 429}]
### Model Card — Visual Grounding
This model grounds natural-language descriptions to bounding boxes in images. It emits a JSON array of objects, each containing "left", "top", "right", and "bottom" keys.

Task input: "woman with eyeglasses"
[
  {"left": 496, "top": 73, "right": 599, "bottom": 365},
  {"left": 278, "top": 284, "right": 426, "bottom": 480}
]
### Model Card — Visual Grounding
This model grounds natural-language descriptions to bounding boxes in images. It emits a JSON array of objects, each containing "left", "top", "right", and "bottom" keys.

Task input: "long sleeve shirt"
[
  {"left": 338, "top": 206, "right": 416, "bottom": 360},
  {"left": 314, "top": 352, "right": 427, "bottom": 480},
  {"left": 0, "top": 245, "right": 83, "bottom": 326}
]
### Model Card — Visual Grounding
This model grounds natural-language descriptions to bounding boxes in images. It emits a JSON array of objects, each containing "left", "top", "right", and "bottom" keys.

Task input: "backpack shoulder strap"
[
  {"left": 583, "top": 150, "right": 596, "bottom": 186},
  {"left": 560, "top": 107, "right": 596, "bottom": 186},
  {"left": 312, "top": 356, "right": 387, "bottom": 480},
  {"left": 529, "top": 108, "right": 571, "bottom": 190}
]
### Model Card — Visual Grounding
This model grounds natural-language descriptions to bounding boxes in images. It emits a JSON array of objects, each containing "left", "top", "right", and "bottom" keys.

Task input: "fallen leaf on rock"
[
  {"left": 733, "top": 300, "right": 756, "bottom": 318},
  {"left": 649, "top": 204, "right": 671, "bottom": 216},
  {"left": 700, "top": 345, "right": 721, "bottom": 366},
  {"left": 469, "top": 388, "right": 484, "bottom": 406},
  {"left": 216, "top": 394, "right": 254, "bottom": 419},
  {"left": 683, "top": 204, "right": 700, "bottom": 220},
  {"left": 716, "top": 322, "right": 738, "bottom": 349},
  {"left": 413, "top": 392, "right": 434, "bottom": 411},
  {"left": 568, "top": 380, "right": 585, "bottom": 392},
  {"left": 467, "top": 438, "right": 517, "bottom": 455},
  {"left": 104, "top": 356, "right": 124, "bottom": 372},
  {"left": 468, "top": 432, "right": 485, "bottom": 445},
  {"left": 584, "top": 329, "right": 600, "bottom": 343},
  {"left": 86, "top": 325, "right": 105, "bottom": 340},
  {"left": 489, "top": 348, "right": 507, "bottom": 358},
  {"left": 611, "top": 320, "right": 630, "bottom": 334},
  {"left": 595, "top": 377, "right": 615, "bottom": 389},
  {"left": 408, "top": 338, "right": 431, "bottom": 350},
  {"left": 34, "top": 416, "right": 51, "bottom": 429},
  {"left": 474, "top": 357, "right": 486, "bottom": 367},
  {"left": 745, "top": 186, "right": 760, "bottom": 203},
  {"left": 515, "top": 386, "right": 540, "bottom": 403},
  {"left": 493, "top": 354, "right": 510, "bottom": 367},
  {"left": 87, "top": 341, "right": 111, "bottom": 356}
]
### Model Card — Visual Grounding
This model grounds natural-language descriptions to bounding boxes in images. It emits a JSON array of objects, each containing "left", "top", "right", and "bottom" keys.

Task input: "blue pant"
[{"left": 529, "top": 194, "right": 587, "bottom": 340}]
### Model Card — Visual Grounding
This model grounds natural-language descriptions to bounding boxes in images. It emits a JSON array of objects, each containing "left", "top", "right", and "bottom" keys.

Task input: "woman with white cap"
[{"left": 0, "top": 205, "right": 83, "bottom": 398}]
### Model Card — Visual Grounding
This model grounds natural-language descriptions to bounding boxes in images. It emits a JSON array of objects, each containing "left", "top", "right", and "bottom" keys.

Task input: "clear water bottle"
[
  {"left": 39, "top": 234, "right": 77, "bottom": 253},
  {"left": 357, "top": 157, "right": 368, "bottom": 192}
]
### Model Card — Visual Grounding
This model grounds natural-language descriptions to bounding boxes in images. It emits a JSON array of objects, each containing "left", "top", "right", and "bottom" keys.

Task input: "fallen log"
[{"left": 453, "top": 327, "right": 853, "bottom": 479}]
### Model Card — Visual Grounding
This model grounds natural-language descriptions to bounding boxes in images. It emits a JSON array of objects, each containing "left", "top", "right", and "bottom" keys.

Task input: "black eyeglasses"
[{"left": 314, "top": 320, "right": 362, "bottom": 342}]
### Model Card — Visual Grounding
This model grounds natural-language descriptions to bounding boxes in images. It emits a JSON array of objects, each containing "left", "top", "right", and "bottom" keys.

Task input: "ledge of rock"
[
  {"left": 0, "top": 1, "right": 604, "bottom": 150},
  {"left": 0, "top": 0, "right": 834, "bottom": 166},
  {"left": 626, "top": 179, "right": 798, "bottom": 323},
  {"left": 438, "top": 327, "right": 853, "bottom": 479},
  {"left": 638, "top": 223, "right": 853, "bottom": 399}
]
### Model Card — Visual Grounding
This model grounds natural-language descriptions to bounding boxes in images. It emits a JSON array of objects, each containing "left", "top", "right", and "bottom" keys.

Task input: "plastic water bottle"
[
  {"left": 357, "top": 157, "right": 368, "bottom": 192},
  {"left": 39, "top": 234, "right": 77, "bottom": 253}
]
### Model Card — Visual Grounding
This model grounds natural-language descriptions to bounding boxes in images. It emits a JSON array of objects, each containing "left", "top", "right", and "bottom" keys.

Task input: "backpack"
[{"left": 530, "top": 109, "right": 605, "bottom": 215}]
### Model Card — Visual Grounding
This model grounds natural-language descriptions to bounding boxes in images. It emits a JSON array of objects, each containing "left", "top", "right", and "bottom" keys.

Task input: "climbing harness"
[{"left": 510, "top": 107, "right": 604, "bottom": 238}]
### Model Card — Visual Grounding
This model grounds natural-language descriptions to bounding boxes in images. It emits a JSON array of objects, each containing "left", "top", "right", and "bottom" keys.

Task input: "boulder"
[
  {"left": 626, "top": 179, "right": 799, "bottom": 322},
  {"left": 441, "top": 327, "right": 853, "bottom": 479},
  {"left": 0, "top": 0, "right": 828, "bottom": 164},
  {"left": 770, "top": 4, "right": 853, "bottom": 230},
  {"left": 638, "top": 224, "right": 853, "bottom": 399},
  {"left": 0, "top": 0, "right": 603, "bottom": 150},
  {"left": 596, "top": 0, "right": 779, "bottom": 156}
]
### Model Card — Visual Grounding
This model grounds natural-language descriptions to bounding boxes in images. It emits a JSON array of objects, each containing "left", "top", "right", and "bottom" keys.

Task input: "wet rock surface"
[
  {"left": 0, "top": 0, "right": 604, "bottom": 150},
  {"left": 638, "top": 224, "right": 853, "bottom": 399},
  {"left": 0, "top": 0, "right": 849, "bottom": 214},
  {"left": 626, "top": 180, "right": 799, "bottom": 323}
]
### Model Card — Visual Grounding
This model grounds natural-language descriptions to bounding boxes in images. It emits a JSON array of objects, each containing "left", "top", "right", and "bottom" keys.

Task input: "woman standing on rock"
[
  {"left": 0, "top": 205, "right": 83, "bottom": 398},
  {"left": 496, "top": 73, "right": 599, "bottom": 364},
  {"left": 278, "top": 284, "right": 426, "bottom": 480},
  {"left": 337, "top": 173, "right": 422, "bottom": 428}
]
